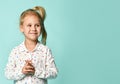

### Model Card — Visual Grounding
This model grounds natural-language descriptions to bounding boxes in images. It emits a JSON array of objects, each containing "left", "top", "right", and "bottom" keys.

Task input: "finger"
[
  {"left": 25, "top": 61, "right": 32, "bottom": 65},
  {"left": 28, "top": 62, "right": 32, "bottom": 65},
  {"left": 22, "top": 69, "right": 30, "bottom": 74},
  {"left": 26, "top": 70, "right": 35, "bottom": 74},
  {"left": 25, "top": 60, "right": 29, "bottom": 65},
  {"left": 26, "top": 69, "right": 35, "bottom": 72},
  {"left": 25, "top": 65, "right": 34, "bottom": 70},
  {"left": 25, "top": 60, "right": 29, "bottom": 63},
  {"left": 27, "top": 63, "right": 34, "bottom": 68},
  {"left": 26, "top": 60, "right": 32, "bottom": 63},
  {"left": 25, "top": 60, "right": 32, "bottom": 65}
]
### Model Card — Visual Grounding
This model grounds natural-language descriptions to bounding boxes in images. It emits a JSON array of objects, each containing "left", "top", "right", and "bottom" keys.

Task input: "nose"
[{"left": 31, "top": 25, "right": 36, "bottom": 31}]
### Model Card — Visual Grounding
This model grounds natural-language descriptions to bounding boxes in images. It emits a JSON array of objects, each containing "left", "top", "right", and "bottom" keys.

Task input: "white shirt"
[{"left": 5, "top": 42, "right": 58, "bottom": 84}]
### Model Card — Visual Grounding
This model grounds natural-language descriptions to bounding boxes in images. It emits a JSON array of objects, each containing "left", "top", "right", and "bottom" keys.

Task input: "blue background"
[{"left": 0, "top": 0, "right": 120, "bottom": 84}]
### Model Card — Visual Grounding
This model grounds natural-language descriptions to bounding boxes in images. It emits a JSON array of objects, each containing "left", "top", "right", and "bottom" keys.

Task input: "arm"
[
  {"left": 5, "top": 49, "right": 25, "bottom": 80},
  {"left": 34, "top": 48, "right": 58, "bottom": 79}
]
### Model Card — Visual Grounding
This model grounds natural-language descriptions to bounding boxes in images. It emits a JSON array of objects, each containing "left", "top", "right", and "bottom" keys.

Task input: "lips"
[{"left": 29, "top": 33, "right": 37, "bottom": 34}]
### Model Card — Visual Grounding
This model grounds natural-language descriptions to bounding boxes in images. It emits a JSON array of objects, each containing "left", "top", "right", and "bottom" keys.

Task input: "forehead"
[{"left": 22, "top": 15, "right": 40, "bottom": 25}]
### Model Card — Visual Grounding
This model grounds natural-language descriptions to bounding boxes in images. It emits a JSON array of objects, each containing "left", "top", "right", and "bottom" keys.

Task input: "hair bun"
[{"left": 33, "top": 6, "right": 46, "bottom": 21}]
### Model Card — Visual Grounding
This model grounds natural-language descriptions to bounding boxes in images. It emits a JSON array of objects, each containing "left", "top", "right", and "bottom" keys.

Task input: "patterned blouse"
[{"left": 5, "top": 42, "right": 58, "bottom": 84}]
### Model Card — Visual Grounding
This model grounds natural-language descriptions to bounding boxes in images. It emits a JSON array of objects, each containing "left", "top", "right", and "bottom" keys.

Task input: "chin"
[{"left": 30, "top": 38, "right": 38, "bottom": 41}]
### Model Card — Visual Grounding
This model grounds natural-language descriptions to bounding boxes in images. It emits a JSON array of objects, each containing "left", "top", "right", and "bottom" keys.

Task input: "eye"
[
  {"left": 35, "top": 24, "right": 40, "bottom": 27},
  {"left": 27, "top": 24, "right": 32, "bottom": 27}
]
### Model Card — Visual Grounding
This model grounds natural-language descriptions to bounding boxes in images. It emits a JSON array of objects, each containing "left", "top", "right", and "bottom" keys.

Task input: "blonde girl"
[{"left": 5, "top": 6, "right": 58, "bottom": 84}]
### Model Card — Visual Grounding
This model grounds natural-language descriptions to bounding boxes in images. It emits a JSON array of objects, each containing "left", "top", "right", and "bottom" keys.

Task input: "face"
[{"left": 20, "top": 15, "right": 41, "bottom": 41}]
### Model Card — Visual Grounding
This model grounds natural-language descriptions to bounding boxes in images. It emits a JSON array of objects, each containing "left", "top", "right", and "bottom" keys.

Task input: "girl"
[{"left": 5, "top": 6, "right": 58, "bottom": 84}]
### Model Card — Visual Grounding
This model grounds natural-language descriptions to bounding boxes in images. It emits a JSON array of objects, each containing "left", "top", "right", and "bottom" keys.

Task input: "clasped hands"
[{"left": 22, "top": 60, "right": 35, "bottom": 75}]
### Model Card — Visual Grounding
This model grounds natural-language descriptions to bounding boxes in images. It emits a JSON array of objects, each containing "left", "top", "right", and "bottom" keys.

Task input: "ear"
[{"left": 20, "top": 25, "right": 24, "bottom": 32}]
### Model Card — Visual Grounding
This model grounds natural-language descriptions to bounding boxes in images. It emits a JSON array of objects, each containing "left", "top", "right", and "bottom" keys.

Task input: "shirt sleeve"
[
  {"left": 34, "top": 48, "right": 58, "bottom": 79},
  {"left": 5, "top": 49, "right": 25, "bottom": 80}
]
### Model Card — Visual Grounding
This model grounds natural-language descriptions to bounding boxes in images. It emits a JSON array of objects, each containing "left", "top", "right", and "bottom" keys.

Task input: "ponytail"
[
  {"left": 33, "top": 6, "right": 46, "bottom": 22},
  {"left": 33, "top": 6, "right": 47, "bottom": 45}
]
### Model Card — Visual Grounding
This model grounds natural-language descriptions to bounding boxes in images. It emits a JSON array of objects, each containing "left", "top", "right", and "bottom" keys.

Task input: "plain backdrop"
[{"left": 0, "top": 0, "right": 120, "bottom": 84}]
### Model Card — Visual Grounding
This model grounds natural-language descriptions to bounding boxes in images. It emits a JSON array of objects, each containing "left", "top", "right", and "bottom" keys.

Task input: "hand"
[{"left": 22, "top": 60, "right": 35, "bottom": 75}]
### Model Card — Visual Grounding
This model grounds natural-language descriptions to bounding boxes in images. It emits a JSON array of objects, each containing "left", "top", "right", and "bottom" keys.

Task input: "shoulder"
[
  {"left": 10, "top": 42, "right": 24, "bottom": 54},
  {"left": 38, "top": 43, "right": 52, "bottom": 53},
  {"left": 39, "top": 43, "right": 49, "bottom": 49}
]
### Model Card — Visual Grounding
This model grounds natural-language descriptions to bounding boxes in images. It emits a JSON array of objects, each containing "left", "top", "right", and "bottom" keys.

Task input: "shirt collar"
[{"left": 19, "top": 41, "right": 41, "bottom": 52}]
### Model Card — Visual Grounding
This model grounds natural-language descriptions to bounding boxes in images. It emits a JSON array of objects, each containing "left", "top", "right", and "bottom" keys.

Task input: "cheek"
[
  {"left": 38, "top": 28, "right": 41, "bottom": 33},
  {"left": 21, "top": 28, "right": 29, "bottom": 33}
]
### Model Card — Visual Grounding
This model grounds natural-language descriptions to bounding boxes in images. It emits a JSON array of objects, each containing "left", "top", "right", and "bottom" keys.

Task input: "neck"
[{"left": 25, "top": 39, "right": 38, "bottom": 52}]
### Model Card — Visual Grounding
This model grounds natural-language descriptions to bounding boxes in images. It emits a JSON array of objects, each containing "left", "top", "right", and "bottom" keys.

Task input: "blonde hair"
[{"left": 20, "top": 6, "right": 47, "bottom": 45}]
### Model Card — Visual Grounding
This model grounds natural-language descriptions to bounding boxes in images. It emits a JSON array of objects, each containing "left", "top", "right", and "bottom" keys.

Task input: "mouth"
[{"left": 29, "top": 33, "right": 37, "bottom": 34}]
